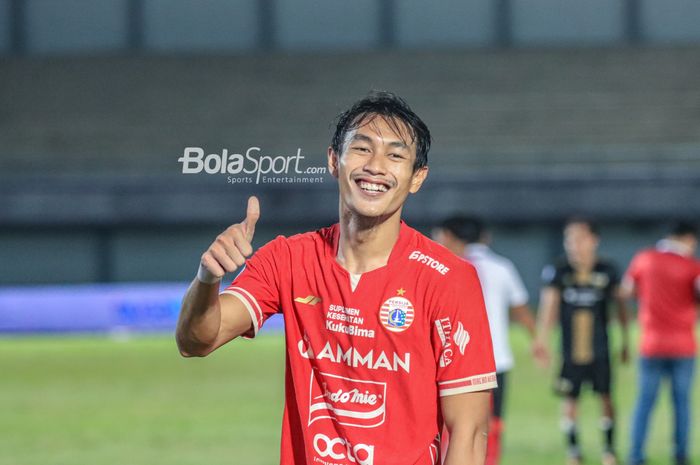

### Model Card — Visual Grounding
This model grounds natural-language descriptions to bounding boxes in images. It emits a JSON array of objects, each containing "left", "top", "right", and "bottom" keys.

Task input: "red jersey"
[
  {"left": 224, "top": 221, "right": 496, "bottom": 465},
  {"left": 625, "top": 246, "right": 700, "bottom": 357}
]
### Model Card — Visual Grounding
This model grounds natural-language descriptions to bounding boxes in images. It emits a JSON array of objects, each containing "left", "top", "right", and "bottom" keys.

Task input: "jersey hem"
[
  {"left": 440, "top": 380, "right": 499, "bottom": 396},
  {"left": 438, "top": 372, "right": 498, "bottom": 396}
]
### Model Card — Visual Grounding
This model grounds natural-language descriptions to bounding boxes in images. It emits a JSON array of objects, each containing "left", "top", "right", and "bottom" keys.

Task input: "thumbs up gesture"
[{"left": 197, "top": 196, "right": 260, "bottom": 283}]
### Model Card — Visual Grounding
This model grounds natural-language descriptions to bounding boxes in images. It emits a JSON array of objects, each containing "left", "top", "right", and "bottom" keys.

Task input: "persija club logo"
[
  {"left": 308, "top": 370, "right": 387, "bottom": 428},
  {"left": 379, "top": 296, "right": 415, "bottom": 333}
]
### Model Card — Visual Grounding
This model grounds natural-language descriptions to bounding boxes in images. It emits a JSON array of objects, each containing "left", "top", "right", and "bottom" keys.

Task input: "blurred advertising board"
[{"left": 0, "top": 283, "right": 283, "bottom": 334}]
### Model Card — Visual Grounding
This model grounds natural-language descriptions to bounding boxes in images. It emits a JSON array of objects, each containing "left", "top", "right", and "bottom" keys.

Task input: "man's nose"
[{"left": 363, "top": 152, "right": 387, "bottom": 175}]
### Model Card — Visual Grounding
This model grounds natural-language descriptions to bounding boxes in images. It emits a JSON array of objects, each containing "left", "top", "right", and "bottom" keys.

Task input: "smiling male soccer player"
[{"left": 176, "top": 91, "right": 497, "bottom": 465}]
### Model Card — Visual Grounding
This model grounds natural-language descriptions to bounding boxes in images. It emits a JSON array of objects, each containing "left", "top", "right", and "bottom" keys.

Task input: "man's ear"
[
  {"left": 409, "top": 166, "right": 429, "bottom": 194},
  {"left": 327, "top": 146, "right": 339, "bottom": 178}
]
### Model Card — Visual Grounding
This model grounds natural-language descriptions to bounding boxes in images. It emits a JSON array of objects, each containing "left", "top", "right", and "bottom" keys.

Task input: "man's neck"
[
  {"left": 570, "top": 254, "right": 596, "bottom": 272},
  {"left": 464, "top": 242, "right": 488, "bottom": 255},
  {"left": 336, "top": 211, "right": 402, "bottom": 274}
]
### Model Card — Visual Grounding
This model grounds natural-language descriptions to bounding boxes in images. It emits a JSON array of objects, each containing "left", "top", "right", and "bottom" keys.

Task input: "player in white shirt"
[{"left": 434, "top": 216, "right": 538, "bottom": 465}]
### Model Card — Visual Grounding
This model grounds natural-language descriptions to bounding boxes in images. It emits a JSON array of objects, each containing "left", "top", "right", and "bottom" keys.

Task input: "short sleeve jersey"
[
  {"left": 541, "top": 258, "right": 620, "bottom": 365},
  {"left": 625, "top": 247, "right": 700, "bottom": 357},
  {"left": 224, "top": 221, "right": 497, "bottom": 465}
]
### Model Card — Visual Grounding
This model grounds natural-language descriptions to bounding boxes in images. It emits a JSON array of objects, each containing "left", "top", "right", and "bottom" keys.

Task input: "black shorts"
[
  {"left": 492, "top": 372, "right": 506, "bottom": 418},
  {"left": 554, "top": 358, "right": 611, "bottom": 398}
]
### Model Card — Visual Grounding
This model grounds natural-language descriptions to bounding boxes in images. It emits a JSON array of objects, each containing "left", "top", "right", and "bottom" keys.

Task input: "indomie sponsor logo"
[
  {"left": 408, "top": 250, "right": 450, "bottom": 275},
  {"left": 309, "top": 370, "right": 386, "bottom": 428},
  {"left": 298, "top": 339, "right": 410, "bottom": 373},
  {"left": 313, "top": 433, "right": 374, "bottom": 465},
  {"left": 323, "top": 387, "right": 378, "bottom": 405}
]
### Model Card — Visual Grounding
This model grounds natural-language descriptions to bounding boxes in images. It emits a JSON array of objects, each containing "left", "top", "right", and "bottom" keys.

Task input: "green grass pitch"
[{"left": 1, "top": 326, "right": 697, "bottom": 465}]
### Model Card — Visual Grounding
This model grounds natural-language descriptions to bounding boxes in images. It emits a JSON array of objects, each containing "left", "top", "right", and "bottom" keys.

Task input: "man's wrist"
[{"left": 197, "top": 263, "right": 222, "bottom": 284}]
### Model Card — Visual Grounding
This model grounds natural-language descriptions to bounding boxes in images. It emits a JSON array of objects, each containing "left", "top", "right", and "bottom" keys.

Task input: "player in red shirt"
[
  {"left": 623, "top": 222, "right": 700, "bottom": 465},
  {"left": 176, "top": 91, "right": 497, "bottom": 465}
]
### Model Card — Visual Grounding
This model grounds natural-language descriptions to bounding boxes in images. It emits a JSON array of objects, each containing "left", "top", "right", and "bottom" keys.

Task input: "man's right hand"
[
  {"left": 198, "top": 196, "right": 260, "bottom": 283},
  {"left": 532, "top": 339, "right": 551, "bottom": 369}
]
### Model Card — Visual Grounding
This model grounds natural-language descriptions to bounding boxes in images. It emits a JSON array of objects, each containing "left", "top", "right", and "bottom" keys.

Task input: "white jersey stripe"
[
  {"left": 221, "top": 289, "right": 259, "bottom": 336},
  {"left": 229, "top": 286, "right": 264, "bottom": 325},
  {"left": 438, "top": 372, "right": 497, "bottom": 386},
  {"left": 439, "top": 379, "right": 498, "bottom": 397}
]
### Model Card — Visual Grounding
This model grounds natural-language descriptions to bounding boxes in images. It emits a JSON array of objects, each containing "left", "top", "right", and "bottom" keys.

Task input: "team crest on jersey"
[
  {"left": 379, "top": 295, "right": 415, "bottom": 333},
  {"left": 590, "top": 272, "right": 610, "bottom": 288}
]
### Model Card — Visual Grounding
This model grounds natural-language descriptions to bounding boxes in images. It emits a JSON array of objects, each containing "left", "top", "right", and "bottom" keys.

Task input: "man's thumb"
[{"left": 243, "top": 196, "right": 260, "bottom": 241}]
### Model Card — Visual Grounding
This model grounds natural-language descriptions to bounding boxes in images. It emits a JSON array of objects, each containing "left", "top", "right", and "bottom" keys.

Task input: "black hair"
[
  {"left": 669, "top": 220, "right": 698, "bottom": 238},
  {"left": 564, "top": 216, "right": 600, "bottom": 236},
  {"left": 331, "top": 90, "right": 431, "bottom": 171},
  {"left": 440, "top": 216, "right": 485, "bottom": 244}
]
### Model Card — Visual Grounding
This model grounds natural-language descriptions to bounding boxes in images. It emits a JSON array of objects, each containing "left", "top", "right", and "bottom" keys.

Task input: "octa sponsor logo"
[{"left": 313, "top": 433, "right": 374, "bottom": 465}]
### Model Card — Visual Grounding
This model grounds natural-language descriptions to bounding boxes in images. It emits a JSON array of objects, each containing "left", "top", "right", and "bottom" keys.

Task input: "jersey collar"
[
  {"left": 327, "top": 220, "right": 414, "bottom": 270},
  {"left": 656, "top": 239, "right": 693, "bottom": 257}
]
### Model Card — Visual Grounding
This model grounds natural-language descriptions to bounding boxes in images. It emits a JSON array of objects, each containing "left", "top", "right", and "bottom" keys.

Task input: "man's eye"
[
  {"left": 389, "top": 153, "right": 405, "bottom": 159},
  {"left": 353, "top": 146, "right": 370, "bottom": 153}
]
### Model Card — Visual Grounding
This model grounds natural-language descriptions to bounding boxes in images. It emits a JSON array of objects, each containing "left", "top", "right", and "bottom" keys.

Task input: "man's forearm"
[
  {"left": 443, "top": 424, "right": 488, "bottom": 465},
  {"left": 512, "top": 305, "right": 537, "bottom": 339},
  {"left": 535, "top": 306, "right": 552, "bottom": 345},
  {"left": 176, "top": 196, "right": 260, "bottom": 357},
  {"left": 176, "top": 278, "right": 222, "bottom": 356},
  {"left": 441, "top": 391, "right": 490, "bottom": 465},
  {"left": 535, "top": 289, "right": 559, "bottom": 345},
  {"left": 615, "top": 294, "right": 631, "bottom": 343}
]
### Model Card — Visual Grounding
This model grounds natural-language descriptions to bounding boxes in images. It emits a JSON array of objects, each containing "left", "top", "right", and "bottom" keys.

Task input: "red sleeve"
[
  {"left": 625, "top": 253, "right": 640, "bottom": 282},
  {"left": 222, "top": 235, "right": 286, "bottom": 338},
  {"left": 431, "top": 261, "right": 497, "bottom": 397}
]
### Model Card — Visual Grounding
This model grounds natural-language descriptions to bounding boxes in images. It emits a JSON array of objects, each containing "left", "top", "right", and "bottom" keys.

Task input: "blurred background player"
[
  {"left": 622, "top": 222, "right": 700, "bottom": 465},
  {"left": 434, "top": 215, "right": 537, "bottom": 465},
  {"left": 535, "top": 218, "right": 630, "bottom": 465}
]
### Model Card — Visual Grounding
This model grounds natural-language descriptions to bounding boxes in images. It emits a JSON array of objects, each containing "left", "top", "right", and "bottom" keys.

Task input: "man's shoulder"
[
  {"left": 544, "top": 257, "right": 570, "bottom": 274},
  {"left": 541, "top": 258, "right": 569, "bottom": 286},
  {"left": 630, "top": 248, "right": 662, "bottom": 268},
  {"left": 280, "top": 223, "right": 336, "bottom": 244},
  {"left": 260, "top": 224, "right": 335, "bottom": 256},
  {"left": 477, "top": 247, "right": 518, "bottom": 272},
  {"left": 406, "top": 229, "right": 474, "bottom": 278}
]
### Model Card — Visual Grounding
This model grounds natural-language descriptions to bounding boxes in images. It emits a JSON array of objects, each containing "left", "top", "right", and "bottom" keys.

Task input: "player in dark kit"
[{"left": 534, "top": 218, "right": 629, "bottom": 465}]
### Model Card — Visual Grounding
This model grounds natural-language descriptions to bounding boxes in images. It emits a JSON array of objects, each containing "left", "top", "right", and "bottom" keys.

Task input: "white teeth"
[{"left": 358, "top": 181, "right": 388, "bottom": 193}]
